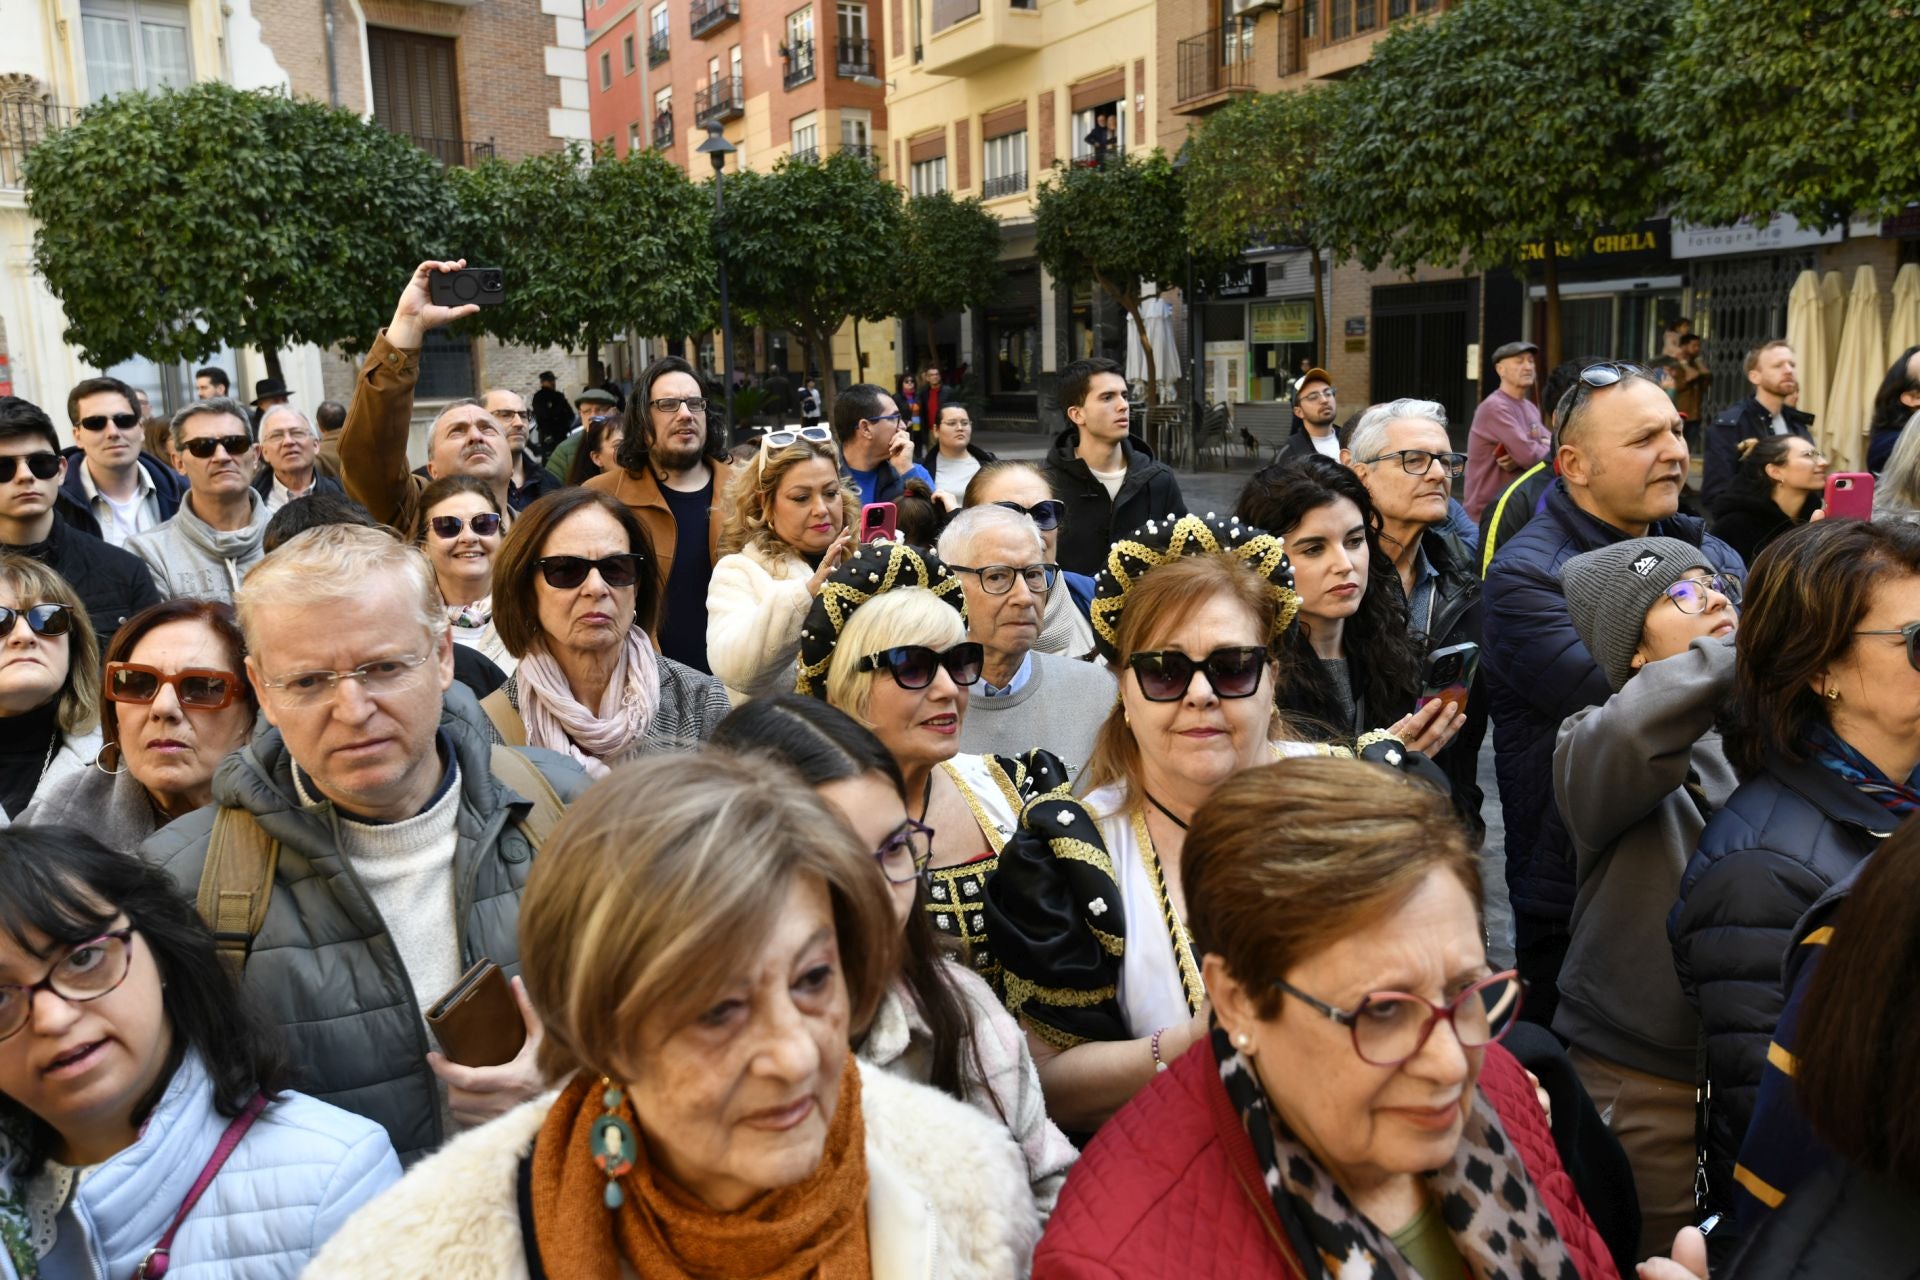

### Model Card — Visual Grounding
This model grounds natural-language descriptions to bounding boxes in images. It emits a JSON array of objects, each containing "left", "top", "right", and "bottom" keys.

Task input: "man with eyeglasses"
[
  {"left": 127, "top": 399, "right": 273, "bottom": 603},
  {"left": 1280, "top": 367, "right": 1342, "bottom": 463},
  {"left": 0, "top": 395, "right": 160, "bottom": 642},
  {"left": 585, "top": 355, "right": 735, "bottom": 672},
  {"left": 1348, "top": 398, "right": 1487, "bottom": 840},
  {"left": 339, "top": 261, "right": 517, "bottom": 535},
  {"left": 253, "top": 405, "right": 345, "bottom": 514},
  {"left": 1465, "top": 341, "right": 1548, "bottom": 523},
  {"left": 59, "top": 375, "right": 185, "bottom": 549},
  {"left": 1483, "top": 364, "right": 1743, "bottom": 1029},
  {"left": 833, "top": 382, "right": 932, "bottom": 506},
  {"left": 938, "top": 503, "right": 1115, "bottom": 772},
  {"left": 480, "top": 388, "right": 558, "bottom": 512},
  {"left": 143, "top": 523, "right": 588, "bottom": 1165}
]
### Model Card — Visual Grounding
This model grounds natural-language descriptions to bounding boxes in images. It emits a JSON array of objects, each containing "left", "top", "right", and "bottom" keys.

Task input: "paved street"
[{"left": 971, "top": 427, "right": 1516, "bottom": 967}]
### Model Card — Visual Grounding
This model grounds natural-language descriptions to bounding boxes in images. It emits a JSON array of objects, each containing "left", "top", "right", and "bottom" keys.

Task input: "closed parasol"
[
  {"left": 1823, "top": 266, "right": 1886, "bottom": 472},
  {"left": 1784, "top": 270, "right": 1830, "bottom": 425},
  {"left": 1888, "top": 262, "right": 1920, "bottom": 368}
]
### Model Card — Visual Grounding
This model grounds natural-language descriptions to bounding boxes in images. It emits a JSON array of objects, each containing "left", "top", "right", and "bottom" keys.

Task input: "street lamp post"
[{"left": 696, "top": 123, "right": 740, "bottom": 444}]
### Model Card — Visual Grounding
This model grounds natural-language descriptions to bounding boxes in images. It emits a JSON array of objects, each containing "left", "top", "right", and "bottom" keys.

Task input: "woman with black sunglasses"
[
  {"left": 414, "top": 475, "right": 513, "bottom": 676},
  {"left": 25, "top": 599, "right": 255, "bottom": 849},
  {"left": 0, "top": 826, "right": 399, "bottom": 1277},
  {"left": 0, "top": 555, "right": 101, "bottom": 829},
  {"left": 709, "top": 695, "right": 1077, "bottom": 1216},
  {"left": 1671, "top": 518, "right": 1920, "bottom": 1240},
  {"left": 476, "top": 488, "right": 730, "bottom": 773},
  {"left": 796, "top": 541, "right": 1071, "bottom": 990}
]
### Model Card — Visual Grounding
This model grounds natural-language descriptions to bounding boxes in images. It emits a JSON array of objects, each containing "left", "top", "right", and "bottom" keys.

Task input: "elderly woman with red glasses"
[
  {"left": 1034, "top": 757, "right": 1623, "bottom": 1280},
  {"left": 796, "top": 540, "right": 1070, "bottom": 991},
  {"left": 26, "top": 598, "right": 256, "bottom": 847},
  {"left": 475, "top": 488, "right": 730, "bottom": 772}
]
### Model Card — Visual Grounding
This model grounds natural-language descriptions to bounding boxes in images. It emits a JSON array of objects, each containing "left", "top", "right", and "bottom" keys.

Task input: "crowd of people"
[{"left": 0, "top": 257, "right": 1917, "bottom": 1278}]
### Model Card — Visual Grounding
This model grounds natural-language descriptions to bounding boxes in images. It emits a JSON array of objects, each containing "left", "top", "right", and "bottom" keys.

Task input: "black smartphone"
[{"left": 428, "top": 266, "right": 507, "bottom": 307}]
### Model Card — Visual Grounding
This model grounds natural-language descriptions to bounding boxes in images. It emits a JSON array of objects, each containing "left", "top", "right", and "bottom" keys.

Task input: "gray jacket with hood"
[
  {"left": 140, "top": 682, "right": 589, "bottom": 1165},
  {"left": 126, "top": 488, "right": 271, "bottom": 602},
  {"left": 1551, "top": 634, "right": 1738, "bottom": 1081}
]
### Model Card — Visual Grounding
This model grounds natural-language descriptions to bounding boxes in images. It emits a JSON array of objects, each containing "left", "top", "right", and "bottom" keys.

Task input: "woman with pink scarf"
[{"left": 476, "top": 488, "right": 731, "bottom": 775}]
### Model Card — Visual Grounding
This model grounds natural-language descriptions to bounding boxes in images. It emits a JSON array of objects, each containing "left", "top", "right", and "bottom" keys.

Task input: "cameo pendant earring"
[{"left": 591, "top": 1077, "right": 638, "bottom": 1209}]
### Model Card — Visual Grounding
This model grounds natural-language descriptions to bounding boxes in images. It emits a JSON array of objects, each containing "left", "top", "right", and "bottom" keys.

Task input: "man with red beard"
[{"left": 584, "top": 355, "right": 734, "bottom": 672}]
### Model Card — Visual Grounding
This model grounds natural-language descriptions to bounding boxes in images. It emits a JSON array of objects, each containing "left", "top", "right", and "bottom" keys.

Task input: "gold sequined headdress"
[
  {"left": 794, "top": 540, "right": 967, "bottom": 697},
  {"left": 1089, "top": 512, "right": 1300, "bottom": 662}
]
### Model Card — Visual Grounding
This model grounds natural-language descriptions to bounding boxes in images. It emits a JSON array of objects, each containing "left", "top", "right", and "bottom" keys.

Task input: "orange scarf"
[{"left": 530, "top": 1058, "right": 873, "bottom": 1279}]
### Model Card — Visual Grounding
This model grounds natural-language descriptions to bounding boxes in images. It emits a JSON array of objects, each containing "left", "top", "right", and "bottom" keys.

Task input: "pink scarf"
[{"left": 516, "top": 629, "right": 661, "bottom": 778}]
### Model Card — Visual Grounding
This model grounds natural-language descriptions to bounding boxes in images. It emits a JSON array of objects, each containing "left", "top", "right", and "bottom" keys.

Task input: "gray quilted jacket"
[{"left": 140, "top": 683, "right": 588, "bottom": 1165}]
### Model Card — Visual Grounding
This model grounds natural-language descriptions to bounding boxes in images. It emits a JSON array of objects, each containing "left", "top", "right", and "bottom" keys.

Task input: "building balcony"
[
  {"left": 648, "top": 30, "right": 670, "bottom": 65},
  {"left": 791, "top": 142, "right": 878, "bottom": 168},
  {"left": 653, "top": 118, "right": 674, "bottom": 149},
  {"left": 0, "top": 98, "right": 78, "bottom": 191},
  {"left": 783, "top": 39, "right": 816, "bottom": 89},
  {"left": 404, "top": 133, "right": 496, "bottom": 167},
  {"left": 836, "top": 37, "right": 875, "bottom": 78},
  {"left": 1174, "top": 21, "right": 1256, "bottom": 114},
  {"left": 689, "top": 0, "right": 740, "bottom": 40},
  {"left": 923, "top": 0, "right": 1043, "bottom": 77},
  {"left": 982, "top": 169, "right": 1027, "bottom": 200},
  {"left": 694, "top": 75, "right": 744, "bottom": 126}
]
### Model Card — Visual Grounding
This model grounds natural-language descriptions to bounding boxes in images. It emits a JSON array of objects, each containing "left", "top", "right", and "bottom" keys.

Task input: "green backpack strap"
[
  {"left": 197, "top": 807, "right": 281, "bottom": 979},
  {"left": 489, "top": 745, "right": 565, "bottom": 851}
]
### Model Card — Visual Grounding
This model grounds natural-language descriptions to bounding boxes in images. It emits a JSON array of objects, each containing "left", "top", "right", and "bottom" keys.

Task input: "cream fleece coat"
[
  {"left": 302, "top": 1060, "right": 1040, "bottom": 1279},
  {"left": 705, "top": 540, "right": 817, "bottom": 703}
]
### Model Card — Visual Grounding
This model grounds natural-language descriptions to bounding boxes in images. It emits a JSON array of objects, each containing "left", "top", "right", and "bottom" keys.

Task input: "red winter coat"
[{"left": 1034, "top": 1036, "right": 1620, "bottom": 1280}]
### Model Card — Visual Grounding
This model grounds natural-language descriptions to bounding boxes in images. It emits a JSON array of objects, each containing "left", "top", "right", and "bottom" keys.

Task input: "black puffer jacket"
[
  {"left": 1667, "top": 749, "right": 1893, "bottom": 1218},
  {"left": 1042, "top": 430, "right": 1186, "bottom": 577},
  {"left": 1724, "top": 1160, "right": 1920, "bottom": 1279},
  {"left": 143, "top": 684, "right": 589, "bottom": 1164},
  {"left": 13, "top": 515, "right": 163, "bottom": 644}
]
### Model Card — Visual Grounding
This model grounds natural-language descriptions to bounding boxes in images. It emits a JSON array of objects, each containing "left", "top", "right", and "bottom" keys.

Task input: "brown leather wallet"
[{"left": 425, "top": 960, "right": 526, "bottom": 1068}]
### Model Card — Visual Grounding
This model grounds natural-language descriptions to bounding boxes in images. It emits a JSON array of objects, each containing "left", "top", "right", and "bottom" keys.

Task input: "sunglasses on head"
[
  {"left": 0, "top": 604, "right": 72, "bottom": 638},
  {"left": 856, "top": 642, "right": 985, "bottom": 690},
  {"left": 991, "top": 498, "right": 1066, "bottom": 531},
  {"left": 429, "top": 513, "right": 504, "bottom": 540},
  {"left": 181, "top": 434, "right": 252, "bottom": 460},
  {"left": 536, "top": 553, "right": 645, "bottom": 590},
  {"left": 76, "top": 412, "right": 140, "bottom": 433},
  {"left": 1855, "top": 620, "right": 1920, "bottom": 673},
  {"left": 761, "top": 425, "right": 833, "bottom": 449},
  {"left": 106, "top": 661, "right": 243, "bottom": 709},
  {"left": 1127, "top": 646, "right": 1269, "bottom": 702},
  {"left": 1553, "top": 361, "right": 1647, "bottom": 432},
  {"left": 0, "top": 452, "right": 61, "bottom": 483}
]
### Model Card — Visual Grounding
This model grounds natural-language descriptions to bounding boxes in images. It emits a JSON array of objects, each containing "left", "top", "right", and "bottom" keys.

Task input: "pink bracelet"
[{"left": 1150, "top": 1027, "right": 1169, "bottom": 1072}]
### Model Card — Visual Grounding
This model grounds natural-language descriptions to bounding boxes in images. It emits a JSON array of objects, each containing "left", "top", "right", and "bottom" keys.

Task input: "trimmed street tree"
[
  {"left": 1182, "top": 86, "right": 1337, "bottom": 367},
  {"left": 893, "top": 191, "right": 1004, "bottom": 364},
  {"left": 1034, "top": 150, "right": 1190, "bottom": 449},
  {"left": 450, "top": 143, "right": 714, "bottom": 366},
  {"left": 1310, "top": 0, "right": 1672, "bottom": 367},
  {"left": 1649, "top": 0, "right": 1920, "bottom": 229},
  {"left": 718, "top": 150, "right": 905, "bottom": 416},
  {"left": 26, "top": 82, "right": 454, "bottom": 379}
]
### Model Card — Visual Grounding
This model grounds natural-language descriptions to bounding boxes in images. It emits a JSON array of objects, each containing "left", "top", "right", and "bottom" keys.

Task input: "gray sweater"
[
  {"left": 1552, "top": 634, "right": 1739, "bottom": 1080},
  {"left": 127, "top": 489, "right": 270, "bottom": 603},
  {"left": 958, "top": 649, "right": 1115, "bottom": 777}
]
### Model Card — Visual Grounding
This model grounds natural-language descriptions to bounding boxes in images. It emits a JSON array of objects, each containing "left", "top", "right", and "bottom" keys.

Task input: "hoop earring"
[
  {"left": 590, "top": 1077, "right": 637, "bottom": 1210},
  {"left": 92, "top": 742, "right": 128, "bottom": 776}
]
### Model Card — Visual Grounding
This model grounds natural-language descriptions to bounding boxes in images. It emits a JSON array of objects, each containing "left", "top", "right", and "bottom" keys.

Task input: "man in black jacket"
[
  {"left": 0, "top": 396, "right": 161, "bottom": 643},
  {"left": 530, "top": 370, "right": 574, "bottom": 458},
  {"left": 1043, "top": 357, "right": 1185, "bottom": 576},
  {"left": 1701, "top": 339, "right": 1811, "bottom": 512}
]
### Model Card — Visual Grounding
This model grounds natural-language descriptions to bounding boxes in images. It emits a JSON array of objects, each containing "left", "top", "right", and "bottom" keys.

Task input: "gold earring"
[{"left": 1824, "top": 680, "right": 1841, "bottom": 702}]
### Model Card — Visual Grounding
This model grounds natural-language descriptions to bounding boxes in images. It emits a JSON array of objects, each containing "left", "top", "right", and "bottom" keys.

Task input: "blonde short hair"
[
  {"left": 0, "top": 553, "right": 100, "bottom": 735},
  {"left": 719, "top": 440, "right": 859, "bottom": 558},
  {"left": 518, "top": 751, "right": 899, "bottom": 1081},
  {"left": 238, "top": 524, "right": 446, "bottom": 655},
  {"left": 822, "top": 588, "right": 967, "bottom": 724}
]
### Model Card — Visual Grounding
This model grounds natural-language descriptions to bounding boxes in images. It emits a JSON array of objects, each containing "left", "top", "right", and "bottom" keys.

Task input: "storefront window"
[
  {"left": 1247, "top": 299, "right": 1314, "bottom": 401},
  {"left": 988, "top": 317, "right": 1037, "bottom": 395}
]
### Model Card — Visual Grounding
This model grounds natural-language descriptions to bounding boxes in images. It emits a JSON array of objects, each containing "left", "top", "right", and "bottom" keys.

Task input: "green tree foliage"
[
  {"left": 718, "top": 151, "right": 904, "bottom": 415},
  {"left": 1182, "top": 87, "right": 1337, "bottom": 366},
  {"left": 1311, "top": 0, "right": 1672, "bottom": 366},
  {"left": 1034, "top": 151, "right": 1190, "bottom": 445},
  {"left": 450, "top": 143, "right": 714, "bottom": 361},
  {"left": 893, "top": 191, "right": 1004, "bottom": 363},
  {"left": 26, "top": 82, "right": 454, "bottom": 379},
  {"left": 1648, "top": 1, "right": 1920, "bottom": 230}
]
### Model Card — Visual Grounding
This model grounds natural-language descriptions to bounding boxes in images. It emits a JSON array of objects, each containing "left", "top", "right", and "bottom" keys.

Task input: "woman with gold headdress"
[
  {"left": 985, "top": 514, "right": 1432, "bottom": 1134},
  {"left": 796, "top": 539, "right": 1071, "bottom": 990}
]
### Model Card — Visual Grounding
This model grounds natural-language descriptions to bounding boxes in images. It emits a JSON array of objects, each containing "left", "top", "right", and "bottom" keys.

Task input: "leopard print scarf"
[{"left": 1214, "top": 1027, "right": 1580, "bottom": 1280}]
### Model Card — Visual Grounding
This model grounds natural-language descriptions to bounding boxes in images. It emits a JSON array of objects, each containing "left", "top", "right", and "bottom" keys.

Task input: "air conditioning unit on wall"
[{"left": 1228, "top": 0, "right": 1282, "bottom": 15}]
